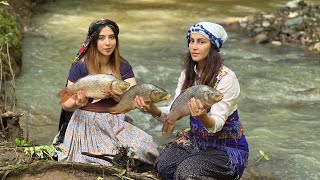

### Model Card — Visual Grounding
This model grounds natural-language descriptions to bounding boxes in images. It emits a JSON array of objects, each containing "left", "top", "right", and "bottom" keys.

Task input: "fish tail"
[
  {"left": 57, "top": 88, "right": 71, "bottom": 103},
  {"left": 162, "top": 116, "right": 176, "bottom": 137}
]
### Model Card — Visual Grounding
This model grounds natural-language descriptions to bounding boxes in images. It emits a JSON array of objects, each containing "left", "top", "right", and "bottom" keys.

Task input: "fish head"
[
  {"left": 150, "top": 89, "right": 171, "bottom": 103},
  {"left": 111, "top": 80, "right": 130, "bottom": 95},
  {"left": 202, "top": 89, "right": 224, "bottom": 107}
]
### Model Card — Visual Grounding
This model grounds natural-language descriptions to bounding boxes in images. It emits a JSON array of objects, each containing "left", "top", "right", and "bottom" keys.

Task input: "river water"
[{"left": 16, "top": 0, "right": 320, "bottom": 179}]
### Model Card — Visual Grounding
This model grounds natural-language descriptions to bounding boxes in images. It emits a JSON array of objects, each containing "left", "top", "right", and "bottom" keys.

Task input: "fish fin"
[
  {"left": 162, "top": 122, "right": 168, "bottom": 134},
  {"left": 57, "top": 87, "right": 67, "bottom": 98},
  {"left": 162, "top": 118, "right": 175, "bottom": 137},
  {"left": 92, "top": 99, "right": 102, "bottom": 103},
  {"left": 108, "top": 112, "right": 121, "bottom": 115},
  {"left": 110, "top": 109, "right": 131, "bottom": 114},
  {"left": 166, "top": 124, "right": 175, "bottom": 138},
  {"left": 57, "top": 88, "right": 71, "bottom": 103},
  {"left": 118, "top": 109, "right": 131, "bottom": 114}
]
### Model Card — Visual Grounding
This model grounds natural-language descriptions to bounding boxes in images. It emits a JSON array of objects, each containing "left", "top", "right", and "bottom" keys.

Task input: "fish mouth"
[
  {"left": 217, "top": 94, "right": 224, "bottom": 101},
  {"left": 162, "top": 94, "right": 171, "bottom": 100}
]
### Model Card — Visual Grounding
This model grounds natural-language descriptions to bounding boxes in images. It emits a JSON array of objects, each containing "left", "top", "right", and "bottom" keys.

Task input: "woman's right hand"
[
  {"left": 71, "top": 90, "right": 88, "bottom": 107},
  {"left": 134, "top": 95, "right": 151, "bottom": 112},
  {"left": 134, "top": 96, "right": 162, "bottom": 116}
]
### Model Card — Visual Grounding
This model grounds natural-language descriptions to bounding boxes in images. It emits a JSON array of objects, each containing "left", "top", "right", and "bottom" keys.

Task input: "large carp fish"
[
  {"left": 163, "top": 85, "right": 224, "bottom": 136},
  {"left": 58, "top": 74, "right": 130, "bottom": 103},
  {"left": 107, "top": 83, "right": 171, "bottom": 114}
]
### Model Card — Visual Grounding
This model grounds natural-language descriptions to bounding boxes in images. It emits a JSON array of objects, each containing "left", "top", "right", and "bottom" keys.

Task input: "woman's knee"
[
  {"left": 155, "top": 158, "right": 176, "bottom": 180},
  {"left": 155, "top": 144, "right": 188, "bottom": 179},
  {"left": 174, "top": 160, "right": 199, "bottom": 179}
]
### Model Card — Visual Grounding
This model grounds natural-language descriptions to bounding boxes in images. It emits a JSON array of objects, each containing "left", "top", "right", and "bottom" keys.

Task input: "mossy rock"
[
  {"left": 0, "top": 0, "right": 30, "bottom": 78},
  {"left": 0, "top": 11, "right": 22, "bottom": 70}
]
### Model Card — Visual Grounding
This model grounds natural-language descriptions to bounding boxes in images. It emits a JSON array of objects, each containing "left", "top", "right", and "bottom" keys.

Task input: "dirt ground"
[
  {"left": 7, "top": 169, "right": 118, "bottom": 180},
  {"left": 0, "top": 140, "right": 159, "bottom": 180}
]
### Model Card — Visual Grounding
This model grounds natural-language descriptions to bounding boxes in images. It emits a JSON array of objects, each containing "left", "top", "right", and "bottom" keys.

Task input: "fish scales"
[
  {"left": 58, "top": 74, "right": 130, "bottom": 103},
  {"left": 167, "top": 85, "right": 223, "bottom": 122},
  {"left": 68, "top": 74, "right": 114, "bottom": 98},
  {"left": 107, "top": 84, "right": 171, "bottom": 114}
]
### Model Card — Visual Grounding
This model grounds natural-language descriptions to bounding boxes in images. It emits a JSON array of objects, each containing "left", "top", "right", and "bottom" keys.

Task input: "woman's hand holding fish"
[
  {"left": 134, "top": 95, "right": 150, "bottom": 112},
  {"left": 134, "top": 96, "right": 162, "bottom": 116},
  {"left": 72, "top": 90, "right": 88, "bottom": 107},
  {"left": 188, "top": 97, "right": 207, "bottom": 118}
]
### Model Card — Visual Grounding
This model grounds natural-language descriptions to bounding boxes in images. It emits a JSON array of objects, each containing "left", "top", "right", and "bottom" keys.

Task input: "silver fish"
[
  {"left": 58, "top": 74, "right": 130, "bottom": 103},
  {"left": 165, "top": 84, "right": 223, "bottom": 127},
  {"left": 107, "top": 83, "right": 171, "bottom": 114}
]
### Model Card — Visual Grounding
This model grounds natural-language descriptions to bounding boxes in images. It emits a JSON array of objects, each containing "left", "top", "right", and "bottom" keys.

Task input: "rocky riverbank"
[{"left": 223, "top": 0, "right": 320, "bottom": 53}]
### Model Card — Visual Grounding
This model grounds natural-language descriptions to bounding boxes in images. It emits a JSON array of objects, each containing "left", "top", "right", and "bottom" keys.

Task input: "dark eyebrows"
[
  {"left": 190, "top": 37, "right": 208, "bottom": 41},
  {"left": 99, "top": 33, "right": 115, "bottom": 37},
  {"left": 197, "top": 38, "right": 208, "bottom": 41}
]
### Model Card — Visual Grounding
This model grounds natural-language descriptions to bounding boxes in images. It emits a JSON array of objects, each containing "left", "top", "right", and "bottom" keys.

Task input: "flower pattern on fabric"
[{"left": 57, "top": 109, "right": 159, "bottom": 165}]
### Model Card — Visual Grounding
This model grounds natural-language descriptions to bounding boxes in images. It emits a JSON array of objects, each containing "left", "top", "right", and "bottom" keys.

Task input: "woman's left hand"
[{"left": 188, "top": 97, "right": 207, "bottom": 118}]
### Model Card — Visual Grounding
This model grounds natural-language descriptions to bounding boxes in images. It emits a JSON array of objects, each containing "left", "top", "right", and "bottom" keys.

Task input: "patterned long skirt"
[{"left": 56, "top": 109, "right": 159, "bottom": 165}]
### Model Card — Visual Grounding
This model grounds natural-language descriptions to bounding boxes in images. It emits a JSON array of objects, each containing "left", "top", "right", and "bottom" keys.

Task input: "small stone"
[
  {"left": 313, "top": 42, "right": 320, "bottom": 52},
  {"left": 255, "top": 33, "right": 269, "bottom": 44},
  {"left": 271, "top": 41, "right": 282, "bottom": 46},
  {"left": 285, "top": 0, "right": 303, "bottom": 9},
  {"left": 262, "top": 14, "right": 275, "bottom": 19},
  {"left": 288, "top": 12, "right": 299, "bottom": 18},
  {"left": 262, "top": 21, "right": 271, "bottom": 27}
]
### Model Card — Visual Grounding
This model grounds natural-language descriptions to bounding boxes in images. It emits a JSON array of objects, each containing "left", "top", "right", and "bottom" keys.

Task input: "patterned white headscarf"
[{"left": 186, "top": 22, "right": 228, "bottom": 52}]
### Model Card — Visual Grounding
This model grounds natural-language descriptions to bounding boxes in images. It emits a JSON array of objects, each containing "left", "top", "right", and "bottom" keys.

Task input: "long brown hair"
[
  {"left": 181, "top": 45, "right": 223, "bottom": 90},
  {"left": 84, "top": 25, "right": 122, "bottom": 79}
]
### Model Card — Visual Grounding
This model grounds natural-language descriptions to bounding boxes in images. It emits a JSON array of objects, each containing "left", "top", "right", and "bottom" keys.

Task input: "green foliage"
[
  {"left": 23, "top": 145, "right": 61, "bottom": 160},
  {"left": 0, "top": 12, "right": 21, "bottom": 48},
  {"left": 15, "top": 138, "right": 62, "bottom": 160},
  {"left": 15, "top": 138, "right": 32, "bottom": 147},
  {"left": 256, "top": 149, "right": 270, "bottom": 162}
]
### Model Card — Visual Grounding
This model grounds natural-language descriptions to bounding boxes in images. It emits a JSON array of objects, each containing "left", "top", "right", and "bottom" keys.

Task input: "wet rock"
[
  {"left": 221, "top": 0, "right": 320, "bottom": 53},
  {"left": 288, "top": 11, "right": 299, "bottom": 18},
  {"left": 285, "top": 0, "right": 305, "bottom": 9},
  {"left": 271, "top": 41, "right": 282, "bottom": 46},
  {"left": 285, "top": 16, "right": 304, "bottom": 27},
  {"left": 255, "top": 33, "right": 269, "bottom": 44},
  {"left": 253, "top": 27, "right": 265, "bottom": 34},
  {"left": 262, "top": 20, "right": 271, "bottom": 27},
  {"left": 314, "top": 42, "right": 320, "bottom": 52}
]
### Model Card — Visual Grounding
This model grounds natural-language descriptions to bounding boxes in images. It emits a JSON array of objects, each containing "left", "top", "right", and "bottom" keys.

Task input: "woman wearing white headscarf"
[{"left": 136, "top": 22, "right": 249, "bottom": 179}]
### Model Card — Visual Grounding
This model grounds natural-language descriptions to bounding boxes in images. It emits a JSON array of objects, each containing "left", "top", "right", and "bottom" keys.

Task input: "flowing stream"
[{"left": 16, "top": 0, "right": 320, "bottom": 179}]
